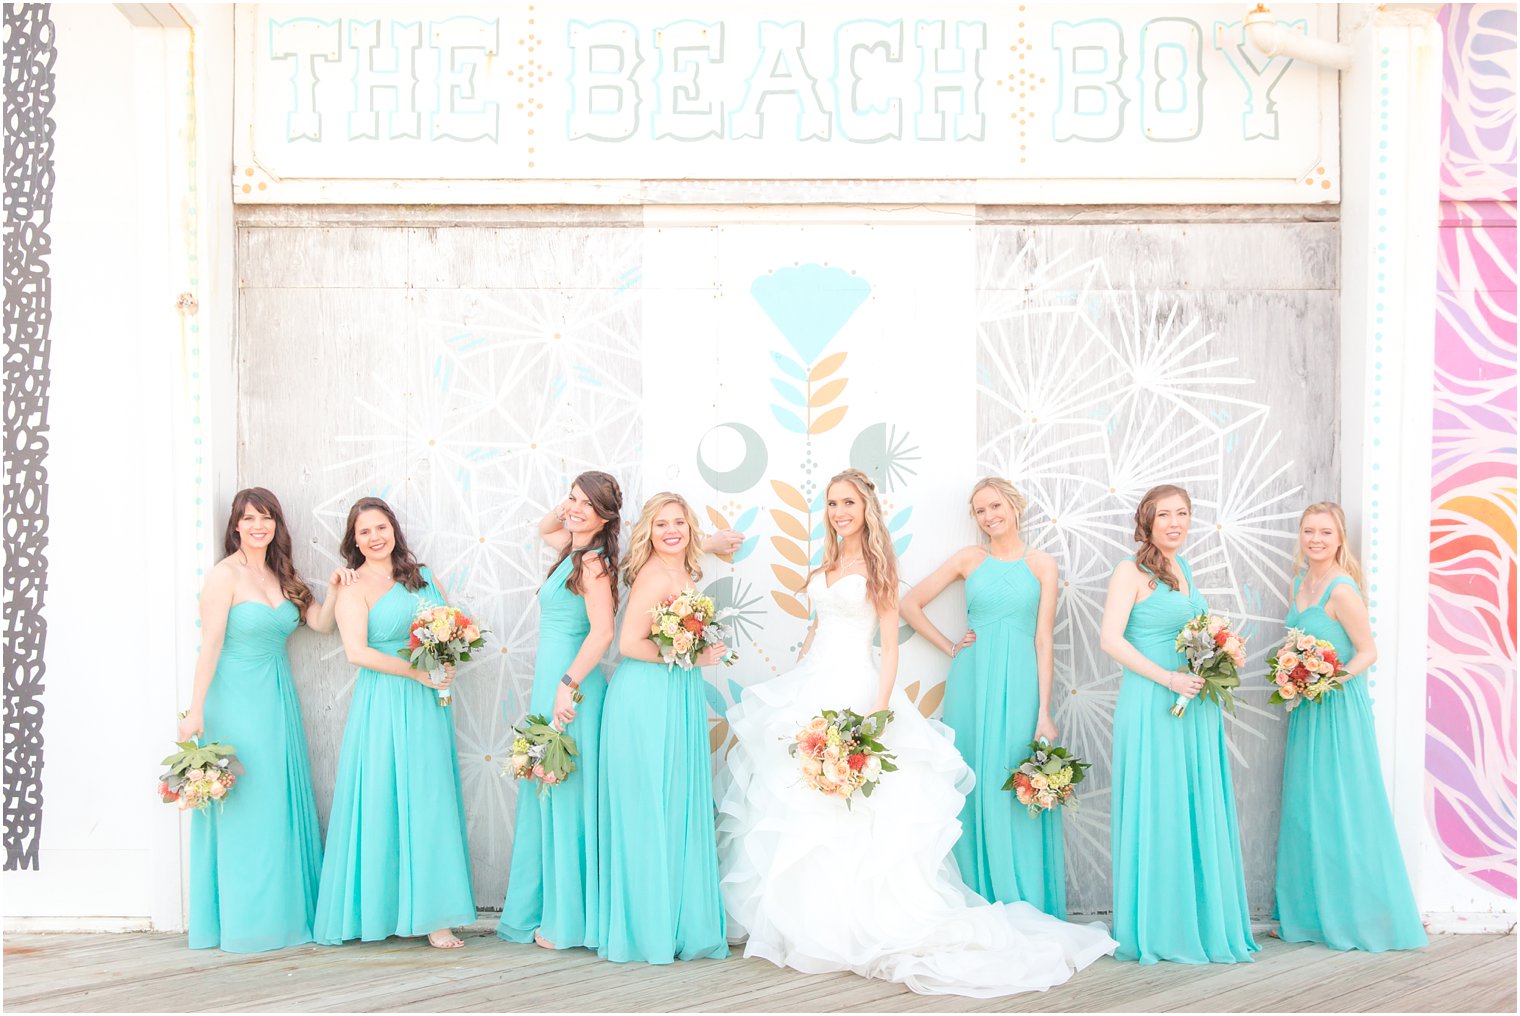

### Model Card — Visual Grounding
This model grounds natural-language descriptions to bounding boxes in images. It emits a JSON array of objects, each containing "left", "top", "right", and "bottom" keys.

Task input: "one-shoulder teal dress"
[
  {"left": 190, "top": 599, "right": 322, "bottom": 952},
  {"left": 313, "top": 566, "right": 476, "bottom": 943},
  {"left": 499, "top": 554, "right": 607, "bottom": 948},
  {"left": 1110, "top": 556, "right": 1258, "bottom": 964},
  {"left": 597, "top": 656, "right": 728, "bottom": 963},
  {"left": 1275, "top": 575, "right": 1426, "bottom": 951},
  {"left": 941, "top": 548, "right": 1066, "bottom": 918}
]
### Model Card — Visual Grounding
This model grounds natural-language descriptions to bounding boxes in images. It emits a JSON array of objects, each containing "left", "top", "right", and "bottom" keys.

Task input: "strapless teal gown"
[
  {"left": 499, "top": 554, "right": 606, "bottom": 948},
  {"left": 597, "top": 657, "right": 728, "bottom": 963},
  {"left": 1275, "top": 575, "right": 1426, "bottom": 951},
  {"left": 1110, "top": 556, "right": 1257, "bottom": 963},
  {"left": 313, "top": 566, "right": 476, "bottom": 943},
  {"left": 189, "top": 599, "right": 321, "bottom": 952},
  {"left": 941, "top": 550, "right": 1066, "bottom": 918}
]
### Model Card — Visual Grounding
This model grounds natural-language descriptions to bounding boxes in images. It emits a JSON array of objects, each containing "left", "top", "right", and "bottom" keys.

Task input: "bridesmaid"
[
  {"left": 900, "top": 477, "right": 1066, "bottom": 917},
  {"left": 597, "top": 493, "right": 729, "bottom": 964},
  {"left": 499, "top": 472, "right": 622, "bottom": 950},
  {"left": 1099, "top": 484, "right": 1257, "bottom": 964},
  {"left": 314, "top": 497, "right": 476, "bottom": 949},
  {"left": 1275, "top": 502, "right": 1426, "bottom": 951},
  {"left": 180, "top": 487, "right": 348, "bottom": 952}
]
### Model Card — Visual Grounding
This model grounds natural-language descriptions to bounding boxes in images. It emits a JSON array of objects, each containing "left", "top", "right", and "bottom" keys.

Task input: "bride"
[{"left": 715, "top": 468, "right": 1116, "bottom": 998}]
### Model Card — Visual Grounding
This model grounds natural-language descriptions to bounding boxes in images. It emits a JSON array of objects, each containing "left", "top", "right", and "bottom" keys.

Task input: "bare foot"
[
  {"left": 428, "top": 929, "right": 464, "bottom": 949},
  {"left": 533, "top": 929, "right": 556, "bottom": 950},
  {"left": 1267, "top": 927, "right": 1281, "bottom": 939}
]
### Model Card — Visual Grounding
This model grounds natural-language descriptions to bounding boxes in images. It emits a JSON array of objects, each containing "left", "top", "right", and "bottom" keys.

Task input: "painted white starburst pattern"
[
  {"left": 291, "top": 231, "right": 644, "bottom": 905},
  {"left": 977, "top": 243, "right": 1305, "bottom": 915}
]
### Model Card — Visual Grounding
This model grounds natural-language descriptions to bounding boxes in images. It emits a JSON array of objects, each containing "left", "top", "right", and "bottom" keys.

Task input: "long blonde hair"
[
  {"left": 1293, "top": 501, "right": 1366, "bottom": 594},
  {"left": 620, "top": 492, "right": 705, "bottom": 587},
  {"left": 809, "top": 468, "right": 899, "bottom": 614},
  {"left": 968, "top": 476, "right": 1028, "bottom": 535},
  {"left": 1133, "top": 484, "right": 1190, "bottom": 591}
]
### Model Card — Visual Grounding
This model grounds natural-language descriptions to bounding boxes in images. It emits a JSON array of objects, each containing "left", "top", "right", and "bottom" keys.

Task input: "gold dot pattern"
[{"left": 1010, "top": 6, "right": 1036, "bottom": 164}]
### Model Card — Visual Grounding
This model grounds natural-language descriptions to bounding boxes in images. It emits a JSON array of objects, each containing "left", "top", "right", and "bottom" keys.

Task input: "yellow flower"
[{"left": 512, "top": 737, "right": 530, "bottom": 753}]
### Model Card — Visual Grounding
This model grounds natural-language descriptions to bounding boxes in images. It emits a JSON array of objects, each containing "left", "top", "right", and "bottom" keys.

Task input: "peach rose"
[
  {"left": 1279, "top": 682, "right": 1297, "bottom": 698},
  {"left": 1279, "top": 651, "right": 1300, "bottom": 670},
  {"left": 209, "top": 782, "right": 227, "bottom": 799},
  {"left": 801, "top": 756, "right": 824, "bottom": 777},
  {"left": 806, "top": 717, "right": 829, "bottom": 734},
  {"left": 672, "top": 631, "right": 694, "bottom": 655},
  {"left": 1296, "top": 635, "right": 1317, "bottom": 652},
  {"left": 826, "top": 760, "right": 853, "bottom": 785}
]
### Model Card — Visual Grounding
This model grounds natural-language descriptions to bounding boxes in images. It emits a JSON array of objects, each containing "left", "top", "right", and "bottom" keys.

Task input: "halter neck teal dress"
[
  {"left": 1110, "top": 556, "right": 1257, "bottom": 964},
  {"left": 597, "top": 650, "right": 728, "bottom": 964},
  {"left": 499, "top": 553, "right": 607, "bottom": 948},
  {"left": 940, "top": 547, "right": 1066, "bottom": 918},
  {"left": 1275, "top": 575, "right": 1426, "bottom": 951},
  {"left": 313, "top": 566, "right": 477, "bottom": 943},
  {"left": 189, "top": 598, "right": 322, "bottom": 952}
]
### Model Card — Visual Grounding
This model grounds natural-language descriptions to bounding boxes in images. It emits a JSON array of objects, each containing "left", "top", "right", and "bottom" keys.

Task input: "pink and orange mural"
[{"left": 1428, "top": 4, "right": 1516, "bottom": 901}]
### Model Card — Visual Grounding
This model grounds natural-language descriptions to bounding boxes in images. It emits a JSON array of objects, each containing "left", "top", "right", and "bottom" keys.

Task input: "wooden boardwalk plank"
[{"left": 3, "top": 923, "right": 1513, "bottom": 1013}]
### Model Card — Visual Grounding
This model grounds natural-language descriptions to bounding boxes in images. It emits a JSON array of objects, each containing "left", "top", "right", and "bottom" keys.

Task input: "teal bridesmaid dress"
[
  {"left": 313, "top": 566, "right": 476, "bottom": 943},
  {"left": 499, "top": 554, "right": 607, "bottom": 948},
  {"left": 941, "top": 548, "right": 1066, "bottom": 918},
  {"left": 597, "top": 657, "right": 728, "bottom": 963},
  {"left": 1275, "top": 575, "right": 1426, "bottom": 951},
  {"left": 190, "top": 599, "right": 322, "bottom": 952},
  {"left": 1110, "top": 556, "right": 1258, "bottom": 964}
]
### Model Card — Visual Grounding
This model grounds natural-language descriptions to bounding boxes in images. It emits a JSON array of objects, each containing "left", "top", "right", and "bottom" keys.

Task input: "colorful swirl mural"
[{"left": 1429, "top": 3, "right": 1517, "bottom": 901}]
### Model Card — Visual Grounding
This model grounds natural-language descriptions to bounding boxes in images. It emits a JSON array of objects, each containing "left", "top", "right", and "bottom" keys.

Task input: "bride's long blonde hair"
[
  {"left": 807, "top": 468, "right": 899, "bottom": 614},
  {"left": 620, "top": 491, "right": 705, "bottom": 587}
]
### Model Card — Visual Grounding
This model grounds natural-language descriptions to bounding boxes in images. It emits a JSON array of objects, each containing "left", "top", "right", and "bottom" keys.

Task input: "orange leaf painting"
[
  {"left": 770, "top": 510, "right": 808, "bottom": 540},
  {"left": 810, "top": 405, "right": 848, "bottom": 434},
  {"left": 771, "top": 479, "right": 809, "bottom": 513},
  {"left": 771, "top": 590, "right": 811, "bottom": 620},
  {"left": 809, "top": 351, "right": 847, "bottom": 382},
  {"left": 771, "top": 536, "right": 808, "bottom": 565},
  {"left": 810, "top": 378, "right": 848, "bottom": 407}
]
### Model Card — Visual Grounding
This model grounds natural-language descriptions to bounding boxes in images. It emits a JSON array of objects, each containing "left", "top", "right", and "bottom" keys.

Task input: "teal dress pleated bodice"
[
  {"left": 499, "top": 553, "right": 607, "bottom": 948},
  {"left": 1110, "top": 556, "right": 1258, "bottom": 964},
  {"left": 313, "top": 566, "right": 476, "bottom": 943},
  {"left": 190, "top": 599, "right": 322, "bottom": 952},
  {"left": 597, "top": 656, "right": 728, "bottom": 963},
  {"left": 1275, "top": 575, "right": 1426, "bottom": 951},
  {"left": 940, "top": 549, "right": 1066, "bottom": 918}
]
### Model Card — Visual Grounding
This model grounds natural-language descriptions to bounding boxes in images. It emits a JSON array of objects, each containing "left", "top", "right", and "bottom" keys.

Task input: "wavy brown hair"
[
  {"left": 809, "top": 468, "right": 899, "bottom": 614},
  {"left": 620, "top": 492, "right": 704, "bottom": 588},
  {"left": 545, "top": 471, "right": 624, "bottom": 613},
  {"left": 340, "top": 496, "right": 426, "bottom": 592},
  {"left": 1293, "top": 501, "right": 1367, "bottom": 596},
  {"left": 223, "top": 487, "right": 314, "bottom": 621},
  {"left": 1133, "top": 484, "right": 1191, "bottom": 591}
]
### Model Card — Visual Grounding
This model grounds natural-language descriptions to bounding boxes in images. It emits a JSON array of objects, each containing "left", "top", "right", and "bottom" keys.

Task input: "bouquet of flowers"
[
  {"left": 398, "top": 603, "right": 487, "bottom": 705},
  {"left": 1002, "top": 740, "right": 1091, "bottom": 817},
  {"left": 157, "top": 739, "right": 243, "bottom": 812},
  {"left": 503, "top": 714, "right": 579, "bottom": 794},
  {"left": 789, "top": 708, "right": 897, "bottom": 806},
  {"left": 647, "top": 587, "right": 737, "bottom": 669},
  {"left": 1267, "top": 628, "right": 1347, "bottom": 712},
  {"left": 1173, "top": 613, "right": 1245, "bottom": 718}
]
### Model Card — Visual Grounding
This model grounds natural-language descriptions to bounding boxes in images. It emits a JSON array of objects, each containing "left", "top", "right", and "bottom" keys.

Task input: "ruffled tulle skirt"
[{"left": 714, "top": 639, "right": 1116, "bottom": 997}]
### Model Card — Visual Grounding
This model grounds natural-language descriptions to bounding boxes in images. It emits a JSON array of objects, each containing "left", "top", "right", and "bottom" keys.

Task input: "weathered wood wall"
[{"left": 236, "top": 204, "right": 1338, "bottom": 915}]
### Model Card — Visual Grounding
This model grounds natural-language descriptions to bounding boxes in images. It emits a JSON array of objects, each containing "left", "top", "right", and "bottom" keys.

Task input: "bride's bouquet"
[
  {"left": 790, "top": 708, "right": 897, "bottom": 806},
  {"left": 503, "top": 714, "right": 579, "bottom": 794},
  {"left": 398, "top": 603, "right": 487, "bottom": 706},
  {"left": 158, "top": 738, "right": 243, "bottom": 812},
  {"left": 1173, "top": 613, "right": 1244, "bottom": 718},
  {"left": 647, "top": 587, "right": 737, "bottom": 668},
  {"left": 1266, "top": 628, "right": 1346, "bottom": 712},
  {"left": 1002, "top": 740, "right": 1090, "bottom": 817}
]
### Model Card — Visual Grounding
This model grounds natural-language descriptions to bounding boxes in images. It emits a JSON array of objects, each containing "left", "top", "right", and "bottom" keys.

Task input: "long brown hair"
[
  {"left": 545, "top": 471, "right": 624, "bottom": 613},
  {"left": 340, "top": 497, "right": 426, "bottom": 592},
  {"left": 809, "top": 468, "right": 899, "bottom": 614},
  {"left": 621, "top": 492, "right": 704, "bottom": 588},
  {"left": 1293, "top": 501, "right": 1367, "bottom": 596},
  {"left": 1133, "top": 484, "right": 1191, "bottom": 591},
  {"left": 223, "top": 487, "right": 314, "bottom": 621}
]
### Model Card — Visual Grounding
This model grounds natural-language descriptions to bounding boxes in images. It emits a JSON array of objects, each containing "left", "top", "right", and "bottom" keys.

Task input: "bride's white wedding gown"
[{"left": 715, "top": 572, "right": 1117, "bottom": 997}]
